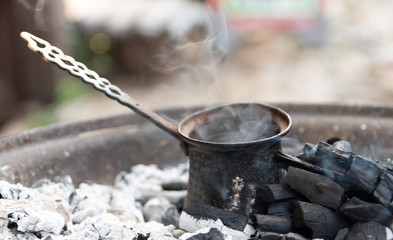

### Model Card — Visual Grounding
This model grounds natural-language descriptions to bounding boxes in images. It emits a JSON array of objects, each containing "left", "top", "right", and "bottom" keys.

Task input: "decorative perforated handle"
[{"left": 20, "top": 31, "right": 179, "bottom": 139}]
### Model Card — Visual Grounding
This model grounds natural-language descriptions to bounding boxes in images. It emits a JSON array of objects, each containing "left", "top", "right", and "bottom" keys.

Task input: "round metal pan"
[{"left": 1, "top": 104, "right": 392, "bottom": 186}]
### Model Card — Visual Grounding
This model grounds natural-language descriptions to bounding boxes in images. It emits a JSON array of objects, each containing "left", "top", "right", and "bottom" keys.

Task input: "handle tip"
[{"left": 20, "top": 31, "right": 31, "bottom": 41}]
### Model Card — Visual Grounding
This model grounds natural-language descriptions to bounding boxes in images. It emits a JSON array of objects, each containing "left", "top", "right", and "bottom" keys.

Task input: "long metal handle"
[{"left": 20, "top": 31, "right": 180, "bottom": 140}]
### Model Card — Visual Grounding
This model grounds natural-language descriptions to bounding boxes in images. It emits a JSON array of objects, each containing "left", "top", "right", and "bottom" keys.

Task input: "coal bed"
[
  {"left": 0, "top": 163, "right": 195, "bottom": 240},
  {"left": 1, "top": 104, "right": 393, "bottom": 240}
]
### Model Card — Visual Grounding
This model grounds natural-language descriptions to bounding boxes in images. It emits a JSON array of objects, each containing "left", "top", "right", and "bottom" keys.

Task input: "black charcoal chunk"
[
  {"left": 254, "top": 214, "right": 293, "bottom": 234},
  {"left": 285, "top": 232, "right": 307, "bottom": 240},
  {"left": 255, "top": 184, "right": 298, "bottom": 216},
  {"left": 345, "top": 222, "right": 392, "bottom": 240},
  {"left": 256, "top": 184, "right": 298, "bottom": 203},
  {"left": 136, "top": 233, "right": 150, "bottom": 240},
  {"left": 297, "top": 143, "right": 317, "bottom": 161},
  {"left": 334, "top": 228, "right": 349, "bottom": 240},
  {"left": 372, "top": 171, "right": 393, "bottom": 206},
  {"left": 259, "top": 232, "right": 284, "bottom": 240},
  {"left": 293, "top": 201, "right": 349, "bottom": 240},
  {"left": 258, "top": 232, "right": 307, "bottom": 240},
  {"left": 308, "top": 142, "right": 353, "bottom": 174},
  {"left": 340, "top": 197, "right": 393, "bottom": 227},
  {"left": 344, "top": 155, "right": 384, "bottom": 195},
  {"left": 266, "top": 201, "right": 294, "bottom": 216},
  {"left": 286, "top": 166, "right": 344, "bottom": 209},
  {"left": 276, "top": 151, "right": 344, "bottom": 181}
]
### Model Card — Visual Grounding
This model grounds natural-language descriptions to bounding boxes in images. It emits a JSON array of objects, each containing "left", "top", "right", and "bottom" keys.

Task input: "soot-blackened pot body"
[{"left": 178, "top": 103, "right": 292, "bottom": 216}]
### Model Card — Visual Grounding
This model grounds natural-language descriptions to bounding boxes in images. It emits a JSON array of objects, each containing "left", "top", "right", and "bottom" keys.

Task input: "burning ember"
[{"left": 1, "top": 138, "right": 393, "bottom": 239}]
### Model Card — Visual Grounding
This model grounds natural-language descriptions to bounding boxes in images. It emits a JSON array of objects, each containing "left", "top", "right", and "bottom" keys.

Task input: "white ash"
[
  {"left": 178, "top": 211, "right": 255, "bottom": 240},
  {"left": 0, "top": 162, "right": 189, "bottom": 240},
  {"left": 115, "top": 163, "right": 189, "bottom": 193},
  {"left": 2, "top": 198, "right": 67, "bottom": 235},
  {"left": 179, "top": 227, "right": 232, "bottom": 240},
  {"left": 228, "top": 176, "right": 244, "bottom": 211}
]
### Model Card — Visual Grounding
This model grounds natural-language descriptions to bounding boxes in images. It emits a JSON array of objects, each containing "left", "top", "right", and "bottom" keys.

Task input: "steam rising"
[
  {"left": 63, "top": 0, "right": 235, "bottom": 106},
  {"left": 18, "top": 0, "right": 48, "bottom": 30},
  {"left": 190, "top": 104, "right": 280, "bottom": 143},
  {"left": 147, "top": 5, "right": 233, "bottom": 88}
]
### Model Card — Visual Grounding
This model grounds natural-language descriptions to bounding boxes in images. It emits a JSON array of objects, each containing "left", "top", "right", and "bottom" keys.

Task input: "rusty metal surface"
[{"left": 0, "top": 104, "right": 392, "bottom": 186}]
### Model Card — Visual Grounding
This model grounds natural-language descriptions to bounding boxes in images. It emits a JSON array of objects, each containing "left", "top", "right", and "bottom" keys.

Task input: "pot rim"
[{"left": 177, "top": 102, "right": 292, "bottom": 150}]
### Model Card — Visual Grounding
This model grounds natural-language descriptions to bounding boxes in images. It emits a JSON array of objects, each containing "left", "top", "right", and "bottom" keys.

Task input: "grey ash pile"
[
  {"left": 1, "top": 139, "right": 393, "bottom": 240},
  {"left": 0, "top": 163, "right": 192, "bottom": 240}
]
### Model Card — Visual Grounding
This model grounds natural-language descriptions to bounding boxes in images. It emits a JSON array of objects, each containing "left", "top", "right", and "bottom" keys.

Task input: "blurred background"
[{"left": 1, "top": 0, "right": 393, "bottom": 136}]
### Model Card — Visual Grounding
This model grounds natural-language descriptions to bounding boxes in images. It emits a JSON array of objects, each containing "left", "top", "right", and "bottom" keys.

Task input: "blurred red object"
[{"left": 206, "top": 0, "right": 325, "bottom": 31}]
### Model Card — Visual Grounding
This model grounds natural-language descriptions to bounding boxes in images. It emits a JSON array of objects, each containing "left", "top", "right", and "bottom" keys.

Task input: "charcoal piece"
[
  {"left": 259, "top": 232, "right": 284, "bottom": 240},
  {"left": 136, "top": 233, "right": 150, "bottom": 240},
  {"left": 340, "top": 197, "right": 393, "bottom": 227},
  {"left": 254, "top": 214, "right": 293, "bottom": 234},
  {"left": 296, "top": 142, "right": 389, "bottom": 198},
  {"left": 344, "top": 155, "right": 384, "bottom": 195},
  {"left": 285, "top": 166, "right": 344, "bottom": 209},
  {"left": 298, "top": 142, "right": 390, "bottom": 198},
  {"left": 259, "top": 232, "right": 307, "bottom": 240},
  {"left": 334, "top": 228, "right": 348, "bottom": 240},
  {"left": 293, "top": 201, "right": 349, "bottom": 240},
  {"left": 309, "top": 142, "right": 353, "bottom": 174},
  {"left": 345, "top": 222, "right": 393, "bottom": 240},
  {"left": 255, "top": 184, "right": 298, "bottom": 216},
  {"left": 266, "top": 201, "right": 294, "bottom": 216},
  {"left": 186, "top": 228, "right": 225, "bottom": 240},
  {"left": 285, "top": 232, "right": 307, "bottom": 240},
  {"left": 256, "top": 184, "right": 298, "bottom": 203},
  {"left": 276, "top": 151, "right": 344, "bottom": 182},
  {"left": 182, "top": 202, "right": 248, "bottom": 231},
  {"left": 297, "top": 143, "right": 317, "bottom": 161},
  {"left": 372, "top": 171, "right": 393, "bottom": 206}
]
